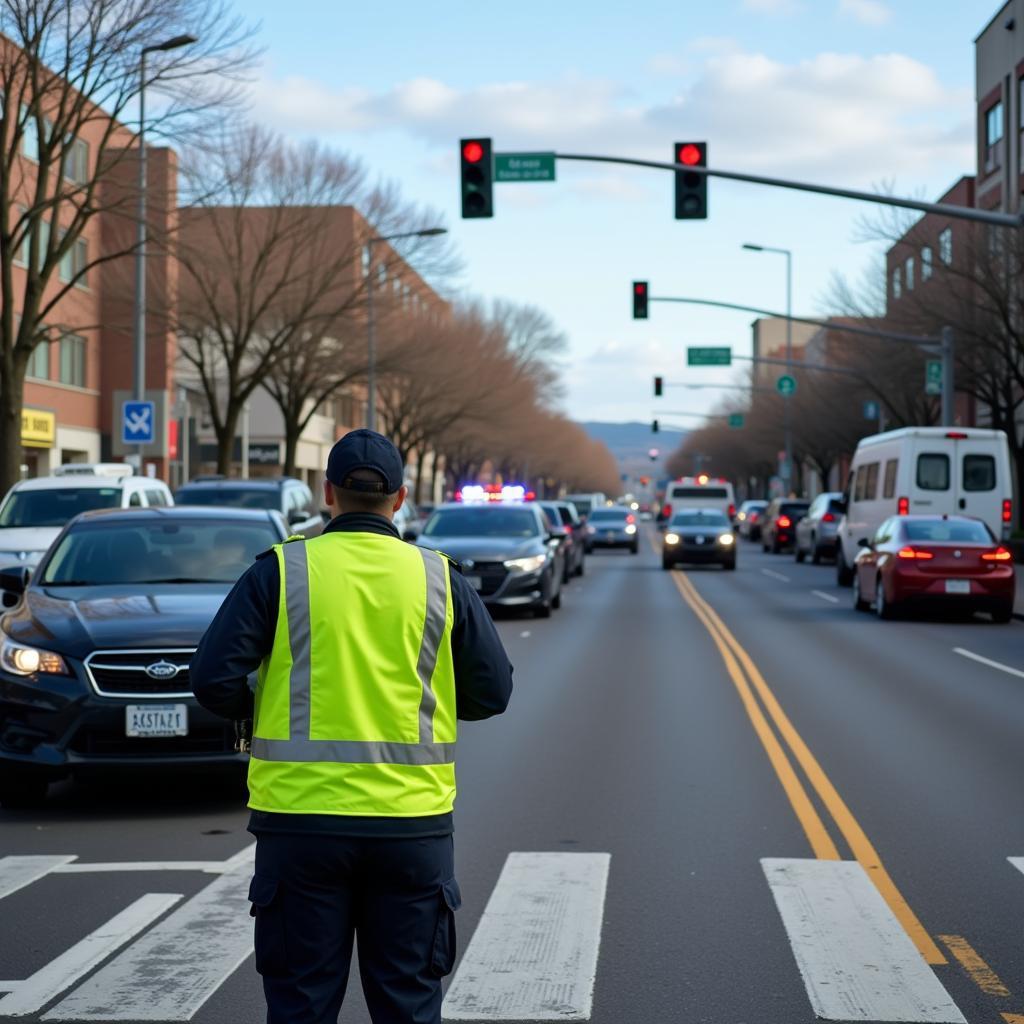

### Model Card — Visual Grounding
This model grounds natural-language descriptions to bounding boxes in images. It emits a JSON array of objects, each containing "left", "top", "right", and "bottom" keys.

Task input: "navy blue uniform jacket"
[{"left": 191, "top": 511, "right": 513, "bottom": 837}]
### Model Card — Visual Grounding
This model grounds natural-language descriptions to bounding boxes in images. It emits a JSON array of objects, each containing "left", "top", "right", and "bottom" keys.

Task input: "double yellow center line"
[{"left": 667, "top": 567, "right": 946, "bottom": 966}]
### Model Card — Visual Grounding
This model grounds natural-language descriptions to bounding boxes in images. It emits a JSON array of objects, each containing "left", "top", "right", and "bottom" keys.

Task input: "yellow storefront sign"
[{"left": 21, "top": 408, "right": 55, "bottom": 448}]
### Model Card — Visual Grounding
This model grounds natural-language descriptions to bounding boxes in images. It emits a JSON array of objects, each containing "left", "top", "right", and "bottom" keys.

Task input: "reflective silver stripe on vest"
[
  {"left": 282, "top": 541, "right": 312, "bottom": 740},
  {"left": 416, "top": 548, "right": 448, "bottom": 743},
  {"left": 262, "top": 539, "right": 452, "bottom": 766},
  {"left": 250, "top": 737, "right": 455, "bottom": 765}
]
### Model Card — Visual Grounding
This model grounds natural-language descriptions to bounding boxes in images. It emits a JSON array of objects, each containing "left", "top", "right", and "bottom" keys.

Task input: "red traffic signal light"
[
  {"left": 674, "top": 141, "right": 707, "bottom": 220},
  {"left": 460, "top": 138, "right": 493, "bottom": 218},
  {"left": 633, "top": 281, "right": 649, "bottom": 319},
  {"left": 678, "top": 143, "right": 702, "bottom": 166},
  {"left": 654, "top": 375, "right": 663, "bottom": 397}
]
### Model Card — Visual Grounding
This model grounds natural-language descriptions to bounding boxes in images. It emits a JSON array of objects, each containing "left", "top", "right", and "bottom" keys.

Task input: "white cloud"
[
  {"left": 839, "top": 0, "right": 892, "bottom": 25},
  {"left": 249, "top": 48, "right": 972, "bottom": 191}
]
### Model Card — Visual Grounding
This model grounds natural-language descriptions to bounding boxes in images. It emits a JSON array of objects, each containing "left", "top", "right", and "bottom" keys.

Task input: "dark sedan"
[
  {"left": 0, "top": 506, "right": 288, "bottom": 806},
  {"left": 416, "top": 502, "right": 564, "bottom": 618},
  {"left": 662, "top": 509, "right": 736, "bottom": 570},
  {"left": 538, "top": 500, "right": 586, "bottom": 580},
  {"left": 761, "top": 499, "right": 811, "bottom": 554},
  {"left": 584, "top": 507, "right": 639, "bottom": 554}
]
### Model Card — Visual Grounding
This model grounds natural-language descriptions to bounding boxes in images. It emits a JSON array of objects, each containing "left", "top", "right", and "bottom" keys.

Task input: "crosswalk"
[{"left": 0, "top": 849, "right": 1020, "bottom": 1022}]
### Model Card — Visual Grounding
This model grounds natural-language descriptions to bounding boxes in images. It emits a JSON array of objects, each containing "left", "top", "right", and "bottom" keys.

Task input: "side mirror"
[
  {"left": 288, "top": 509, "right": 307, "bottom": 526},
  {"left": 856, "top": 537, "right": 871, "bottom": 549},
  {"left": 0, "top": 566, "right": 31, "bottom": 595},
  {"left": 402, "top": 527, "right": 419, "bottom": 543}
]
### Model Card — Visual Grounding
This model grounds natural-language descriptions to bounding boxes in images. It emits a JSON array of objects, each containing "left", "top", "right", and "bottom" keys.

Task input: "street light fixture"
[
  {"left": 133, "top": 33, "right": 198, "bottom": 465},
  {"left": 365, "top": 227, "right": 448, "bottom": 432},
  {"left": 743, "top": 242, "right": 793, "bottom": 494}
]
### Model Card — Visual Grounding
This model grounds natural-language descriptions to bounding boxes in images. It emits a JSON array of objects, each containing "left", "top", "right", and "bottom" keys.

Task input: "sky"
[{"left": 240, "top": 0, "right": 992, "bottom": 428}]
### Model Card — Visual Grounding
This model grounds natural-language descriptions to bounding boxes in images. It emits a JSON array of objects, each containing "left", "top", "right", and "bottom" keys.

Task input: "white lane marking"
[
  {"left": 761, "top": 568, "right": 790, "bottom": 583},
  {"left": 520, "top": 631, "right": 531, "bottom": 638},
  {"left": 1008, "top": 857, "right": 1024, "bottom": 877},
  {"left": 762, "top": 858, "right": 965, "bottom": 1023},
  {"left": 812, "top": 590, "right": 840, "bottom": 604},
  {"left": 45, "top": 864, "right": 254, "bottom": 1021},
  {"left": 0, "top": 856, "right": 76, "bottom": 901},
  {"left": 0, "top": 893, "right": 182, "bottom": 1016},
  {"left": 952, "top": 647, "right": 1024, "bottom": 681},
  {"left": 53, "top": 842, "right": 258, "bottom": 876},
  {"left": 443, "top": 852, "right": 610, "bottom": 1021}
]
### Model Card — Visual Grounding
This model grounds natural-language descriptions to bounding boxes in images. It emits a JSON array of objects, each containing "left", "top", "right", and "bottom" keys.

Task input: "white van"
[
  {"left": 663, "top": 476, "right": 736, "bottom": 523},
  {"left": 836, "top": 427, "right": 1013, "bottom": 585}
]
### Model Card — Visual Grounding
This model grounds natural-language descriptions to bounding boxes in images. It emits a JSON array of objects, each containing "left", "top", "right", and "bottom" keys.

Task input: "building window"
[
  {"left": 27, "top": 341, "right": 49, "bottom": 379},
  {"left": 59, "top": 236, "right": 88, "bottom": 286},
  {"left": 905, "top": 256, "right": 914, "bottom": 291},
  {"left": 21, "top": 104, "right": 39, "bottom": 161},
  {"left": 64, "top": 137, "right": 89, "bottom": 185},
  {"left": 892, "top": 266, "right": 902, "bottom": 299},
  {"left": 59, "top": 334, "right": 86, "bottom": 387},
  {"left": 921, "top": 246, "right": 933, "bottom": 281},
  {"left": 985, "top": 100, "right": 1003, "bottom": 173},
  {"left": 361, "top": 246, "right": 370, "bottom": 277},
  {"left": 938, "top": 228, "right": 953, "bottom": 265}
]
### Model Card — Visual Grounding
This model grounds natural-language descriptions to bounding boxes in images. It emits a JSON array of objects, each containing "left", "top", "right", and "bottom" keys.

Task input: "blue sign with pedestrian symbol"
[{"left": 122, "top": 400, "right": 155, "bottom": 445}]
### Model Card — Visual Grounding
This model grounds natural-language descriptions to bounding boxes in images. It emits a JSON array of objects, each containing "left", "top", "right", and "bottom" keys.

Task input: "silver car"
[{"left": 794, "top": 492, "right": 846, "bottom": 564}]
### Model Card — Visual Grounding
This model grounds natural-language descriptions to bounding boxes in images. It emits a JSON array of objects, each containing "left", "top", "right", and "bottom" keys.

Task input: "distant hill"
[{"left": 580, "top": 421, "right": 686, "bottom": 489}]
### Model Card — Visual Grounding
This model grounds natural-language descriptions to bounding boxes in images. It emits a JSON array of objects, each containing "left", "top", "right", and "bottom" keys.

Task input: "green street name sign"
[
  {"left": 777, "top": 374, "right": 797, "bottom": 396},
  {"left": 494, "top": 152, "right": 556, "bottom": 182},
  {"left": 925, "top": 359, "right": 943, "bottom": 396},
  {"left": 687, "top": 347, "right": 731, "bottom": 366},
  {"left": 728, "top": 413, "right": 745, "bottom": 429}
]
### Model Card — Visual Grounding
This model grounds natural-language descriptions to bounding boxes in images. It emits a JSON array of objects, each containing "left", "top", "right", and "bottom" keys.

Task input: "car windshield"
[
  {"left": 672, "top": 486, "right": 729, "bottom": 499},
  {"left": 902, "top": 520, "right": 992, "bottom": 543},
  {"left": 174, "top": 486, "right": 280, "bottom": 510},
  {"left": 0, "top": 487, "right": 123, "bottom": 528},
  {"left": 40, "top": 519, "right": 281, "bottom": 585},
  {"left": 568, "top": 499, "right": 593, "bottom": 516},
  {"left": 671, "top": 511, "right": 730, "bottom": 527},
  {"left": 780, "top": 503, "right": 810, "bottom": 516},
  {"left": 423, "top": 507, "right": 541, "bottom": 538},
  {"left": 588, "top": 509, "right": 630, "bottom": 523}
]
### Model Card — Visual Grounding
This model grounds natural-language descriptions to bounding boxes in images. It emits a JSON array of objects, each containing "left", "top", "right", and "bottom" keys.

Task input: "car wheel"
[
  {"left": 992, "top": 602, "right": 1014, "bottom": 624},
  {"left": 852, "top": 572, "right": 868, "bottom": 611},
  {"left": 875, "top": 577, "right": 896, "bottom": 620},
  {"left": 795, "top": 542, "right": 806, "bottom": 563},
  {"left": 811, "top": 543, "right": 823, "bottom": 565},
  {"left": 771, "top": 539, "right": 781, "bottom": 554},
  {"left": 836, "top": 548, "right": 854, "bottom": 587},
  {"left": 576, "top": 558, "right": 585, "bottom": 577},
  {"left": 630, "top": 543, "right": 639, "bottom": 555},
  {"left": 552, "top": 590, "right": 562, "bottom": 610},
  {"left": 662, "top": 557, "right": 673, "bottom": 571},
  {"left": 0, "top": 768, "right": 49, "bottom": 808},
  {"left": 723, "top": 558, "right": 736, "bottom": 571}
]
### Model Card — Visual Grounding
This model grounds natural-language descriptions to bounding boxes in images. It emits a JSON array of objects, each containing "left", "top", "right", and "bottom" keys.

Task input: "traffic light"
[
  {"left": 633, "top": 281, "right": 649, "bottom": 319},
  {"left": 654, "top": 375, "right": 663, "bottom": 397},
  {"left": 674, "top": 141, "right": 707, "bottom": 220},
  {"left": 460, "top": 138, "right": 493, "bottom": 218},
  {"left": 651, "top": 419, "right": 659, "bottom": 433}
]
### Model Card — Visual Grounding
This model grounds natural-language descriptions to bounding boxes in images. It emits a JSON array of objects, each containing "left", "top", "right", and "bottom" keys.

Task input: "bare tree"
[{"left": 0, "top": 0, "right": 255, "bottom": 491}]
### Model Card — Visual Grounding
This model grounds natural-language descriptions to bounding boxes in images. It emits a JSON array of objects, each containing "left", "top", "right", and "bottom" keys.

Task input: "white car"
[
  {"left": 0, "top": 464, "right": 174, "bottom": 581},
  {"left": 660, "top": 476, "right": 736, "bottom": 527}
]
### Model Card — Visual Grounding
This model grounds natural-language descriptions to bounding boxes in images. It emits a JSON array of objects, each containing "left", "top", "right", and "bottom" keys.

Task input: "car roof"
[
  {"left": 436, "top": 501, "right": 539, "bottom": 511},
  {"left": 897, "top": 513, "right": 984, "bottom": 522},
  {"left": 177, "top": 478, "right": 296, "bottom": 489},
  {"left": 70, "top": 506, "right": 279, "bottom": 523},
  {"left": 11, "top": 475, "right": 158, "bottom": 491}
]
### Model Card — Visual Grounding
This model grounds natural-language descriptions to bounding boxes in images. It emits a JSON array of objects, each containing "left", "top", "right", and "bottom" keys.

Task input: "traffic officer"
[{"left": 191, "top": 429, "right": 513, "bottom": 1024}]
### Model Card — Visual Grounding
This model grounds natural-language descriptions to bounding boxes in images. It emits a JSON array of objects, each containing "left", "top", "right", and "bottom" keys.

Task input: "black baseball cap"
[{"left": 326, "top": 429, "right": 404, "bottom": 493}]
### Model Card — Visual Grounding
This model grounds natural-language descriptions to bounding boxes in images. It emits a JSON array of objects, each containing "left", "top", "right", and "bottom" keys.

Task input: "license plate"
[
  {"left": 466, "top": 576, "right": 483, "bottom": 591},
  {"left": 945, "top": 579, "right": 971, "bottom": 595},
  {"left": 126, "top": 704, "right": 188, "bottom": 738},
  {"left": 606, "top": 531, "right": 616, "bottom": 539}
]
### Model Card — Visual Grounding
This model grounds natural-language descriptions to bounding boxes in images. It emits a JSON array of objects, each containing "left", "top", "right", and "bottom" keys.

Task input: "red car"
[{"left": 852, "top": 514, "right": 1015, "bottom": 622}]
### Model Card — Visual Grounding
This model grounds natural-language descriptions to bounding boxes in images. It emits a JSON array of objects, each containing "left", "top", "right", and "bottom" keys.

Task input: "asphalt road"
[{"left": 1, "top": 527, "right": 1022, "bottom": 1024}]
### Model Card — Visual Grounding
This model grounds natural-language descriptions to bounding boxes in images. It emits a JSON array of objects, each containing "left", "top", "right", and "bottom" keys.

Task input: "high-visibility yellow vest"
[{"left": 247, "top": 532, "right": 457, "bottom": 817}]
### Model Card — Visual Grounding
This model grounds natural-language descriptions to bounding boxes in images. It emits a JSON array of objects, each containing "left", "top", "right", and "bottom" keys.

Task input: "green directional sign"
[
  {"left": 494, "top": 152, "right": 556, "bottom": 182},
  {"left": 925, "top": 359, "right": 943, "bottom": 396},
  {"left": 777, "top": 374, "right": 797, "bottom": 396},
  {"left": 728, "top": 413, "right": 745, "bottom": 429},
  {"left": 687, "top": 347, "right": 731, "bottom": 366}
]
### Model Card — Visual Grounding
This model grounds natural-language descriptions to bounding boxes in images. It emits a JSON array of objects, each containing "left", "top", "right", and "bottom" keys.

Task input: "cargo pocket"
[
  {"left": 430, "top": 877, "right": 462, "bottom": 978},
  {"left": 249, "top": 873, "right": 287, "bottom": 978}
]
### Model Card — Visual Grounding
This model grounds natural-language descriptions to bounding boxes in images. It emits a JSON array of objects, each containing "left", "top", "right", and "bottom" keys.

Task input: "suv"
[
  {"left": 761, "top": 498, "right": 811, "bottom": 554},
  {"left": 0, "top": 464, "right": 173, "bottom": 580},
  {"left": 794, "top": 492, "right": 845, "bottom": 564},
  {"left": 174, "top": 477, "right": 322, "bottom": 538}
]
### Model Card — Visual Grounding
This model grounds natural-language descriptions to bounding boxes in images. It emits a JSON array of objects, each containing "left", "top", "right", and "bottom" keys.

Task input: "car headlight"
[
  {"left": 0, "top": 632, "right": 70, "bottom": 676},
  {"left": 665, "top": 533, "right": 680, "bottom": 545},
  {"left": 718, "top": 533, "right": 735, "bottom": 546},
  {"left": 625, "top": 524, "right": 637, "bottom": 535},
  {"left": 586, "top": 526, "right": 596, "bottom": 535},
  {"left": 504, "top": 554, "right": 547, "bottom": 573}
]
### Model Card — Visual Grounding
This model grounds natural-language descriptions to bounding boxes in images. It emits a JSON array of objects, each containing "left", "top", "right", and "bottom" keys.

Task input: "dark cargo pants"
[{"left": 249, "top": 833, "right": 460, "bottom": 1024}]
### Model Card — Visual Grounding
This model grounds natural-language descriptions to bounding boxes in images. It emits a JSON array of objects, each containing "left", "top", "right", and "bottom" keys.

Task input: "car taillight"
[
  {"left": 981, "top": 547, "right": 1013, "bottom": 562},
  {"left": 1003, "top": 499, "right": 1012, "bottom": 524},
  {"left": 749, "top": 512, "right": 759, "bottom": 522},
  {"left": 662, "top": 504, "right": 672, "bottom": 517},
  {"left": 897, "top": 547, "right": 934, "bottom": 560},
  {"left": 897, "top": 496, "right": 909, "bottom": 515},
  {"left": 728, "top": 504, "right": 736, "bottom": 518},
  {"left": 822, "top": 512, "right": 835, "bottom": 523},
  {"left": 777, "top": 515, "right": 791, "bottom": 528}
]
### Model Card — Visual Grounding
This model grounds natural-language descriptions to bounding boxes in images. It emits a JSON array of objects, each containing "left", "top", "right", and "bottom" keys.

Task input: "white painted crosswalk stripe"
[
  {"left": 0, "top": 856, "right": 76, "bottom": 902},
  {"left": 0, "top": 893, "right": 182, "bottom": 1016},
  {"left": 762, "top": 858, "right": 965, "bottom": 1023},
  {"left": 443, "top": 852, "right": 610, "bottom": 1022},
  {"left": 43, "top": 865, "right": 254, "bottom": 1021}
]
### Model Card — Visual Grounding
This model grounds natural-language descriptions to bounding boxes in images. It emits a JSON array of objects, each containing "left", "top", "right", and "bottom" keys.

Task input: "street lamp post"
[
  {"left": 743, "top": 243, "right": 793, "bottom": 495},
  {"left": 133, "top": 34, "right": 197, "bottom": 465},
  {"left": 364, "top": 227, "right": 447, "bottom": 433}
]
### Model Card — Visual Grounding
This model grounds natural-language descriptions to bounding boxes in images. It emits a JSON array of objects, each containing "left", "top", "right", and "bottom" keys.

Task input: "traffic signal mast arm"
[{"left": 554, "top": 153, "right": 1020, "bottom": 228}]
